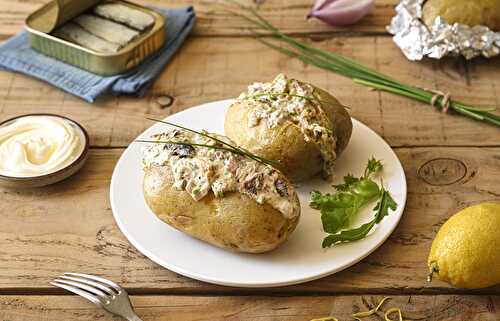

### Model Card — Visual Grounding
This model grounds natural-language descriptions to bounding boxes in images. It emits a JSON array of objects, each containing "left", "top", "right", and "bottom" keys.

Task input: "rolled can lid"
[{"left": 26, "top": 0, "right": 102, "bottom": 33}]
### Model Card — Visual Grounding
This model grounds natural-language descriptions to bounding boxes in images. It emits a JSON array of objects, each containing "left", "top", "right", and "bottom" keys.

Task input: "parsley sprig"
[{"left": 310, "top": 158, "right": 397, "bottom": 248}]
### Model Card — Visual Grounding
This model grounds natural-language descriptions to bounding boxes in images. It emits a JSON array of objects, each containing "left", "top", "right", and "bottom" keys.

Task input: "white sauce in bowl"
[{"left": 0, "top": 115, "right": 87, "bottom": 178}]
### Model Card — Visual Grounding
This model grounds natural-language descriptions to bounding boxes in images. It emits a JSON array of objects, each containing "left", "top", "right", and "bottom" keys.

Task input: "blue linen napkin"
[{"left": 0, "top": 6, "right": 195, "bottom": 103}]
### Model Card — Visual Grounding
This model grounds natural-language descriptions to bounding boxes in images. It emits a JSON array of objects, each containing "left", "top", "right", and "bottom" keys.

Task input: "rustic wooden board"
[
  {"left": 0, "top": 0, "right": 398, "bottom": 40},
  {"left": 1, "top": 1, "right": 499, "bottom": 317},
  {"left": 0, "top": 147, "right": 499, "bottom": 293},
  {"left": 0, "top": 37, "right": 498, "bottom": 148},
  {"left": 0, "top": 295, "right": 498, "bottom": 320}
]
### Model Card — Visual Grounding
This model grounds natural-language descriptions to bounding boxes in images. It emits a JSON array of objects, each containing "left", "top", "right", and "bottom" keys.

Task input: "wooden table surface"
[{"left": 0, "top": 0, "right": 499, "bottom": 320}]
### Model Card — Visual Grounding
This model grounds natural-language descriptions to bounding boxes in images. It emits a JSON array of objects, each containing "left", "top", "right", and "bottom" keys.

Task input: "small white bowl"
[{"left": 0, "top": 114, "right": 89, "bottom": 188}]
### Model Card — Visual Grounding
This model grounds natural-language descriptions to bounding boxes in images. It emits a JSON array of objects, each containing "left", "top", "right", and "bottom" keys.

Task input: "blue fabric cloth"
[{"left": 0, "top": 6, "right": 195, "bottom": 103}]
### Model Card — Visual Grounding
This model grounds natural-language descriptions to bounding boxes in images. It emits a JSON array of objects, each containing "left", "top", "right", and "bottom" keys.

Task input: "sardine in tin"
[{"left": 25, "top": 0, "right": 166, "bottom": 76}]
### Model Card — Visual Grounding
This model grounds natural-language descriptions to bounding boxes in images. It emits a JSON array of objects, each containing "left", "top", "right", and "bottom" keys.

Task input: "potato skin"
[
  {"left": 143, "top": 165, "right": 300, "bottom": 253},
  {"left": 423, "top": 0, "right": 500, "bottom": 31},
  {"left": 225, "top": 85, "right": 352, "bottom": 181}
]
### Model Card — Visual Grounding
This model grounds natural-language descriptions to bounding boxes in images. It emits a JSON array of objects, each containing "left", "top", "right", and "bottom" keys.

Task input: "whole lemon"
[{"left": 428, "top": 202, "right": 500, "bottom": 289}]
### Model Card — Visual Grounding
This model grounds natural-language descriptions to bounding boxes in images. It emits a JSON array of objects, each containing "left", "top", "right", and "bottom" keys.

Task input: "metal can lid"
[{"left": 27, "top": 0, "right": 102, "bottom": 33}]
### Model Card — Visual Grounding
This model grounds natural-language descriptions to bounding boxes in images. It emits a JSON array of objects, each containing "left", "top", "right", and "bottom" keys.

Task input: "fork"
[{"left": 51, "top": 272, "right": 143, "bottom": 321}]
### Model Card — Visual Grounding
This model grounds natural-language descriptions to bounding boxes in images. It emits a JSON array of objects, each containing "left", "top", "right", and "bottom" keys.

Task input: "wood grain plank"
[
  {"left": 1, "top": 37, "right": 498, "bottom": 148},
  {"left": 0, "top": 147, "right": 499, "bottom": 293},
  {"left": 0, "top": 0, "right": 398, "bottom": 40},
  {"left": 0, "top": 295, "right": 498, "bottom": 320}
]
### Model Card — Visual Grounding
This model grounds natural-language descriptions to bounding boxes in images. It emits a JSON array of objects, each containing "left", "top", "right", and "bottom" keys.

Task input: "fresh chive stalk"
[
  {"left": 244, "top": 92, "right": 338, "bottom": 107},
  {"left": 138, "top": 118, "right": 279, "bottom": 167}
]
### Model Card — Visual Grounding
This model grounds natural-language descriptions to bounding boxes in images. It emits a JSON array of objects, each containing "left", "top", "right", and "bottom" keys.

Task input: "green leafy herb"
[
  {"left": 365, "top": 158, "right": 383, "bottom": 177},
  {"left": 322, "top": 188, "right": 397, "bottom": 247},
  {"left": 225, "top": 1, "right": 500, "bottom": 127},
  {"left": 310, "top": 158, "right": 382, "bottom": 235},
  {"left": 310, "top": 158, "right": 397, "bottom": 248}
]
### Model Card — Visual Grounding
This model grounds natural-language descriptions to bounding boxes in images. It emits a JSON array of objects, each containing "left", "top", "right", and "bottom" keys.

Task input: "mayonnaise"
[{"left": 0, "top": 115, "right": 86, "bottom": 177}]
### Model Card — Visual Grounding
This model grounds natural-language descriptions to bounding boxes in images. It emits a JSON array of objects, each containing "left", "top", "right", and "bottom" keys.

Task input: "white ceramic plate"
[{"left": 110, "top": 99, "right": 407, "bottom": 287}]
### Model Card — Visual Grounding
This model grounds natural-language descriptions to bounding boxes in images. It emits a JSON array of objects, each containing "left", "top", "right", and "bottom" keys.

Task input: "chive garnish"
[{"left": 137, "top": 119, "right": 279, "bottom": 167}]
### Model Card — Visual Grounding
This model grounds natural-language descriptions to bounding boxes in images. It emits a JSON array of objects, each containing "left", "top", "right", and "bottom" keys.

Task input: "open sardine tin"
[{"left": 25, "top": 0, "right": 166, "bottom": 76}]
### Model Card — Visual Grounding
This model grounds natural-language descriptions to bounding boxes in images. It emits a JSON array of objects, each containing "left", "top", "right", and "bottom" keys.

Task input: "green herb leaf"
[
  {"left": 320, "top": 193, "right": 357, "bottom": 234},
  {"left": 309, "top": 159, "right": 383, "bottom": 234},
  {"left": 322, "top": 220, "right": 376, "bottom": 248},
  {"left": 373, "top": 188, "right": 398, "bottom": 224},
  {"left": 310, "top": 190, "right": 326, "bottom": 209},
  {"left": 333, "top": 174, "right": 359, "bottom": 191},
  {"left": 322, "top": 187, "right": 397, "bottom": 248},
  {"left": 365, "top": 157, "right": 383, "bottom": 178},
  {"left": 309, "top": 157, "right": 397, "bottom": 247},
  {"left": 353, "top": 179, "right": 380, "bottom": 200}
]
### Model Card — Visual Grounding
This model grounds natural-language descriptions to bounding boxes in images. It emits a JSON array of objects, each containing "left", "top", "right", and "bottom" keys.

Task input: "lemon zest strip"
[
  {"left": 384, "top": 307, "right": 403, "bottom": 321},
  {"left": 310, "top": 317, "right": 339, "bottom": 321},
  {"left": 351, "top": 297, "right": 391, "bottom": 318}
]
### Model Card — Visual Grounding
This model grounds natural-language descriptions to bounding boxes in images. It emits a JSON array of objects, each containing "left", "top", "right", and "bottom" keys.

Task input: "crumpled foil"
[{"left": 387, "top": 0, "right": 500, "bottom": 60}]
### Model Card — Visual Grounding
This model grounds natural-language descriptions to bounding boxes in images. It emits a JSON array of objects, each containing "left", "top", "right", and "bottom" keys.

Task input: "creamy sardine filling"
[
  {"left": 237, "top": 74, "right": 337, "bottom": 177},
  {"left": 142, "top": 130, "right": 298, "bottom": 219}
]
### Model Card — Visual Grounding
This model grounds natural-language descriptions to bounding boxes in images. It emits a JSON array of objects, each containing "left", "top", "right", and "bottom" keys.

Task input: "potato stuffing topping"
[{"left": 142, "top": 129, "right": 299, "bottom": 219}]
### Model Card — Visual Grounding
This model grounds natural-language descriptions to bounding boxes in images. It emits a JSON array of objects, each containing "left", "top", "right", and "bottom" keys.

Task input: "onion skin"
[
  {"left": 311, "top": 0, "right": 334, "bottom": 12},
  {"left": 308, "top": 0, "right": 374, "bottom": 27}
]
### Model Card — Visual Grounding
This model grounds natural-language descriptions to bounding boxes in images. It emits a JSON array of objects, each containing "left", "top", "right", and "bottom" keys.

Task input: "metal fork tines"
[{"left": 52, "top": 273, "right": 143, "bottom": 321}]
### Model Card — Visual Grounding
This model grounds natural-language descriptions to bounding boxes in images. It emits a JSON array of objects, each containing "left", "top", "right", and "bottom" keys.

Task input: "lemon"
[{"left": 427, "top": 202, "right": 500, "bottom": 289}]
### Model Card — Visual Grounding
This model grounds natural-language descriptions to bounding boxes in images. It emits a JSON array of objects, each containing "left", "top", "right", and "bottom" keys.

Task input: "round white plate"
[{"left": 110, "top": 99, "right": 407, "bottom": 287}]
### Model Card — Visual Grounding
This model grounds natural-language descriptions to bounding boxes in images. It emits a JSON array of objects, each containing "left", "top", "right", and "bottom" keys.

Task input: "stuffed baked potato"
[
  {"left": 225, "top": 74, "right": 352, "bottom": 182},
  {"left": 142, "top": 129, "right": 300, "bottom": 253},
  {"left": 422, "top": 0, "right": 500, "bottom": 31}
]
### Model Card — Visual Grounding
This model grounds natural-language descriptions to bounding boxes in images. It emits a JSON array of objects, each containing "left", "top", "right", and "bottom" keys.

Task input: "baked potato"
[
  {"left": 422, "top": 0, "right": 500, "bottom": 31},
  {"left": 142, "top": 129, "right": 300, "bottom": 253},
  {"left": 225, "top": 74, "right": 352, "bottom": 182}
]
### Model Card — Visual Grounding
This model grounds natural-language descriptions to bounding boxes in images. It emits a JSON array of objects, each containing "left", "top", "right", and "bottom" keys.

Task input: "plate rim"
[{"left": 110, "top": 99, "right": 407, "bottom": 288}]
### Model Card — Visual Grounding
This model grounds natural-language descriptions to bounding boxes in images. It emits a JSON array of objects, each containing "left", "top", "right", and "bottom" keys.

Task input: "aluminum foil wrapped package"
[{"left": 387, "top": 0, "right": 500, "bottom": 60}]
